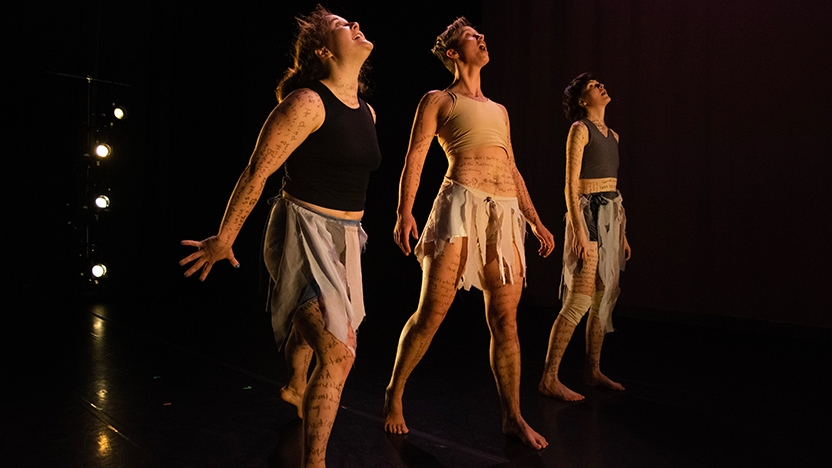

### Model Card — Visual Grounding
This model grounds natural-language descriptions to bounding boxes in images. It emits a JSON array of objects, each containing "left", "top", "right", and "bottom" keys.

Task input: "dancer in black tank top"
[{"left": 180, "top": 6, "right": 378, "bottom": 467}]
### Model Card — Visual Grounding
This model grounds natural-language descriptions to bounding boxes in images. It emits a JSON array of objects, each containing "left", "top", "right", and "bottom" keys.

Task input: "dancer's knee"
[
  {"left": 486, "top": 316, "right": 518, "bottom": 344},
  {"left": 558, "top": 292, "right": 592, "bottom": 326},
  {"left": 322, "top": 340, "right": 355, "bottom": 377},
  {"left": 412, "top": 303, "right": 450, "bottom": 333}
]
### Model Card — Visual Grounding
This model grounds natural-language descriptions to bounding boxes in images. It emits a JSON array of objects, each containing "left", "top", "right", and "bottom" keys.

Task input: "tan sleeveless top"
[{"left": 437, "top": 92, "right": 509, "bottom": 154}]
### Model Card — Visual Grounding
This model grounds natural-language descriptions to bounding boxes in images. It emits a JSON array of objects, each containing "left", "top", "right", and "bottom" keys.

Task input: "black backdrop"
[{"left": 8, "top": 0, "right": 831, "bottom": 329}]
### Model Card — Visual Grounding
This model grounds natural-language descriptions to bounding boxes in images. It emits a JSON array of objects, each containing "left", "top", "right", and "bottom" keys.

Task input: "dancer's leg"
[
  {"left": 281, "top": 323, "right": 313, "bottom": 418},
  {"left": 539, "top": 242, "right": 598, "bottom": 401},
  {"left": 482, "top": 244, "right": 548, "bottom": 450},
  {"left": 584, "top": 288, "right": 625, "bottom": 391},
  {"left": 384, "top": 239, "right": 466, "bottom": 434},
  {"left": 292, "top": 299, "right": 356, "bottom": 468}
]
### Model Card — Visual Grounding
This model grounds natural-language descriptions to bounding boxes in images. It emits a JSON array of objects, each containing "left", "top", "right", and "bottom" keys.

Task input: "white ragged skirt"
[
  {"left": 264, "top": 196, "right": 366, "bottom": 353},
  {"left": 415, "top": 178, "right": 527, "bottom": 291},
  {"left": 561, "top": 191, "right": 626, "bottom": 333}
]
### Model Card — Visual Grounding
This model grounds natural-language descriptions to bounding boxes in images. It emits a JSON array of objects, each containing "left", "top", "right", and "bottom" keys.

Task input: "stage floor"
[{"left": 3, "top": 286, "right": 829, "bottom": 467}]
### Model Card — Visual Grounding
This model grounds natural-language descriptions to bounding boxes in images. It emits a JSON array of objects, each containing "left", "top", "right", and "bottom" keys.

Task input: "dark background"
[{"left": 7, "top": 0, "right": 832, "bottom": 329}]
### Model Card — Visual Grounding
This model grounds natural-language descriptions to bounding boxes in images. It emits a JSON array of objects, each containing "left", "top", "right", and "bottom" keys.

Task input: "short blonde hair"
[{"left": 431, "top": 17, "right": 472, "bottom": 74}]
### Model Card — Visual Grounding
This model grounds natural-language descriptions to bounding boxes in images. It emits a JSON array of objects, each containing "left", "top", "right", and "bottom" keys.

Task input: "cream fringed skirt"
[{"left": 415, "top": 178, "right": 527, "bottom": 291}]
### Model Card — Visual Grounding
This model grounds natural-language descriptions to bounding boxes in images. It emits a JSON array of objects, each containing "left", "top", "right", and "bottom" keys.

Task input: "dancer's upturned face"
[
  {"left": 449, "top": 26, "right": 489, "bottom": 65},
  {"left": 581, "top": 80, "right": 611, "bottom": 107},
  {"left": 322, "top": 14, "right": 373, "bottom": 62}
]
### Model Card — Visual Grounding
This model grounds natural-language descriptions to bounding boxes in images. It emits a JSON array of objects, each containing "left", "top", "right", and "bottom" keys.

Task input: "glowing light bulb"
[
  {"left": 92, "top": 264, "right": 108, "bottom": 278},
  {"left": 95, "top": 144, "right": 112, "bottom": 158},
  {"left": 95, "top": 195, "right": 111, "bottom": 209}
]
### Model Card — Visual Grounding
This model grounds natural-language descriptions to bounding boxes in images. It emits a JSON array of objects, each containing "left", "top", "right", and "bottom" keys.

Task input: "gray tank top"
[{"left": 579, "top": 119, "right": 619, "bottom": 180}]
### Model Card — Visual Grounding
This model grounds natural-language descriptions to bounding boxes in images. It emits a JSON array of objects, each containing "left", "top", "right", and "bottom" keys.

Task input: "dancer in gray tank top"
[{"left": 539, "top": 73, "right": 632, "bottom": 402}]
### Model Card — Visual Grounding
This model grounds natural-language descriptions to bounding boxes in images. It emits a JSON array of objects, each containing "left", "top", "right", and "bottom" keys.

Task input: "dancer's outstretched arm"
[{"left": 180, "top": 89, "right": 324, "bottom": 280}]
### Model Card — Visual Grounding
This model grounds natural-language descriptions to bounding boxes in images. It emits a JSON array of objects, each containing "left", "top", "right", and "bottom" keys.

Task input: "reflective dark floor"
[{"left": 3, "top": 284, "right": 830, "bottom": 468}]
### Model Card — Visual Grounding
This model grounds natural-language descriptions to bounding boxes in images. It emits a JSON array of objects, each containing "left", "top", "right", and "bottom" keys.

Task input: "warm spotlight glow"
[
  {"left": 95, "top": 144, "right": 112, "bottom": 158},
  {"left": 95, "top": 195, "right": 111, "bottom": 209},
  {"left": 92, "top": 264, "right": 108, "bottom": 278},
  {"left": 97, "top": 432, "right": 112, "bottom": 456}
]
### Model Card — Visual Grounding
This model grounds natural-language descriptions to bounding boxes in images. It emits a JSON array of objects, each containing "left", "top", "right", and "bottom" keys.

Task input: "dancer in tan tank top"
[{"left": 383, "top": 17, "right": 554, "bottom": 450}]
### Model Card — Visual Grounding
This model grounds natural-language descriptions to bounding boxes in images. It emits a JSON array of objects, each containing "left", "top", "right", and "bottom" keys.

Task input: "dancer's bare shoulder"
[
  {"left": 570, "top": 119, "right": 589, "bottom": 133},
  {"left": 417, "top": 89, "right": 454, "bottom": 121}
]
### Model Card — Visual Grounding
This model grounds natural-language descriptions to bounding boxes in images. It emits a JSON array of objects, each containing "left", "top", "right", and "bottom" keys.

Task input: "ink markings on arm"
[
  {"left": 216, "top": 88, "right": 323, "bottom": 245},
  {"left": 565, "top": 121, "right": 589, "bottom": 231},
  {"left": 501, "top": 105, "right": 541, "bottom": 225}
]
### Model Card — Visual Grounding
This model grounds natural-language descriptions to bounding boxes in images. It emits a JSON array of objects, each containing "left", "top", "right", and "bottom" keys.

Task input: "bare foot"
[
  {"left": 585, "top": 370, "right": 625, "bottom": 391},
  {"left": 280, "top": 385, "right": 304, "bottom": 419},
  {"left": 503, "top": 416, "right": 548, "bottom": 450},
  {"left": 538, "top": 378, "right": 585, "bottom": 401},
  {"left": 383, "top": 389, "right": 409, "bottom": 434}
]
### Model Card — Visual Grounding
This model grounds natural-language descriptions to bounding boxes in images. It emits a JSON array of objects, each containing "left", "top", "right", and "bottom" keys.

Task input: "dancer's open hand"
[{"left": 179, "top": 236, "right": 239, "bottom": 281}]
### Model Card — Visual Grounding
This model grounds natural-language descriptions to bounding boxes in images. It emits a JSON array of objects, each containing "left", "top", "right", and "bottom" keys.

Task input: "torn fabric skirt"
[
  {"left": 414, "top": 178, "right": 527, "bottom": 291},
  {"left": 561, "top": 191, "right": 626, "bottom": 333},
  {"left": 263, "top": 196, "right": 366, "bottom": 353}
]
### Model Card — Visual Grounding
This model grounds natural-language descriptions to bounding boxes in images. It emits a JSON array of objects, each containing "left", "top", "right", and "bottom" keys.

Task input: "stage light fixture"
[
  {"left": 95, "top": 143, "right": 112, "bottom": 158},
  {"left": 91, "top": 263, "right": 108, "bottom": 278},
  {"left": 94, "top": 195, "right": 111, "bottom": 209},
  {"left": 112, "top": 104, "right": 127, "bottom": 120}
]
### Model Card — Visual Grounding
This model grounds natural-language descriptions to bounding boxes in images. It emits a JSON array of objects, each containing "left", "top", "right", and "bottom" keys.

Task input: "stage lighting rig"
[{"left": 48, "top": 70, "right": 131, "bottom": 289}]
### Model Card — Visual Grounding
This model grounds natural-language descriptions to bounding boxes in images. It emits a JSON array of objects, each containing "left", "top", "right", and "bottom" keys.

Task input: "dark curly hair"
[
  {"left": 431, "top": 17, "right": 473, "bottom": 74},
  {"left": 562, "top": 72, "right": 595, "bottom": 122},
  {"left": 276, "top": 5, "right": 371, "bottom": 102}
]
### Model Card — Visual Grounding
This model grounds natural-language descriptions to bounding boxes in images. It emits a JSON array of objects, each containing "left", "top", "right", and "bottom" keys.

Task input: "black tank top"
[
  {"left": 282, "top": 81, "right": 381, "bottom": 211},
  {"left": 579, "top": 118, "right": 619, "bottom": 180}
]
